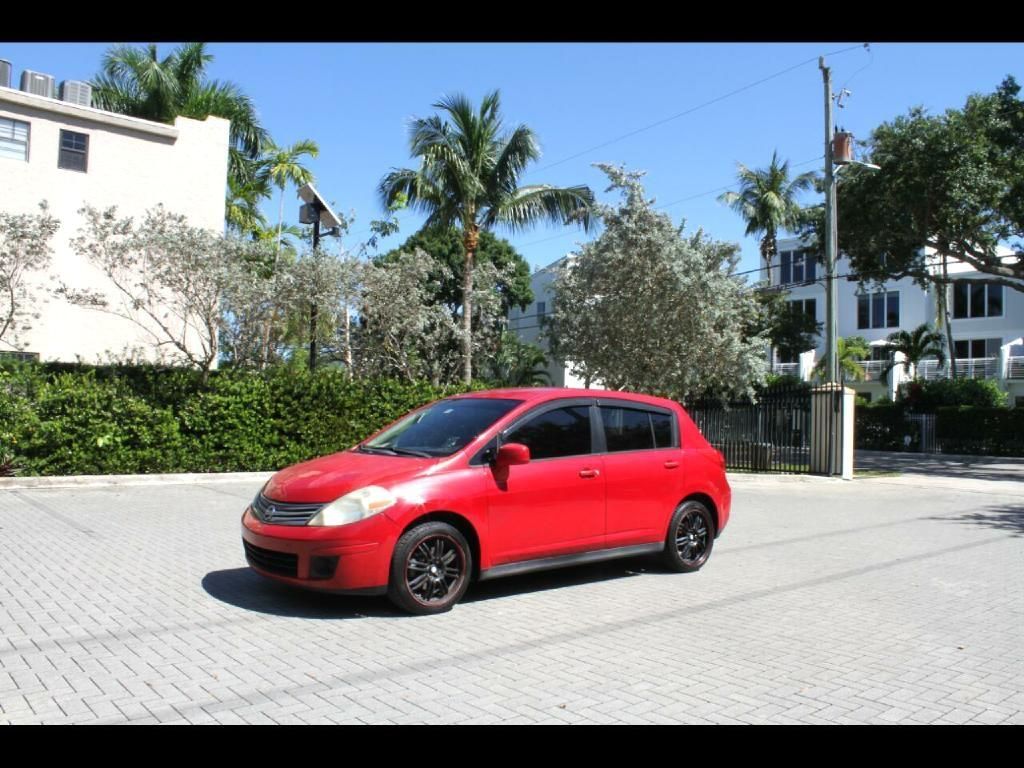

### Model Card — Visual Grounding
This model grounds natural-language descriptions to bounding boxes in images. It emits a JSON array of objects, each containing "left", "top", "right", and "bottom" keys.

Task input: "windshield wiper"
[
  {"left": 358, "top": 445, "right": 433, "bottom": 458},
  {"left": 385, "top": 447, "right": 434, "bottom": 458}
]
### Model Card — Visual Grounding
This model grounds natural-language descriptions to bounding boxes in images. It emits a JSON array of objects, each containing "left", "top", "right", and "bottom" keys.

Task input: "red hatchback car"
[{"left": 241, "top": 388, "right": 730, "bottom": 614}]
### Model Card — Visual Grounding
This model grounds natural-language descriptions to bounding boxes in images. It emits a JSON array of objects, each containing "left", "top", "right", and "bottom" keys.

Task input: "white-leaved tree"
[
  {"left": 0, "top": 202, "right": 61, "bottom": 351},
  {"left": 64, "top": 205, "right": 273, "bottom": 379},
  {"left": 547, "top": 165, "right": 768, "bottom": 400},
  {"left": 357, "top": 248, "right": 512, "bottom": 385}
]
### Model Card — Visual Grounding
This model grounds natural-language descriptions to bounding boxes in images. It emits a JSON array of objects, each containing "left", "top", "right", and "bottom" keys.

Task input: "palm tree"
[
  {"left": 718, "top": 151, "right": 817, "bottom": 284},
  {"left": 879, "top": 323, "right": 946, "bottom": 383},
  {"left": 379, "top": 90, "right": 594, "bottom": 383},
  {"left": 259, "top": 139, "right": 319, "bottom": 259},
  {"left": 90, "top": 43, "right": 269, "bottom": 213},
  {"left": 485, "top": 333, "right": 552, "bottom": 387},
  {"left": 225, "top": 164, "right": 270, "bottom": 235},
  {"left": 813, "top": 336, "right": 870, "bottom": 381}
]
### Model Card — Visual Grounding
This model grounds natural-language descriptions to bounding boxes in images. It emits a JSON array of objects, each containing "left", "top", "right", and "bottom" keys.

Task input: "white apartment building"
[
  {"left": 0, "top": 62, "right": 230, "bottom": 364},
  {"left": 508, "top": 256, "right": 601, "bottom": 389},
  {"left": 768, "top": 236, "right": 1024, "bottom": 405}
]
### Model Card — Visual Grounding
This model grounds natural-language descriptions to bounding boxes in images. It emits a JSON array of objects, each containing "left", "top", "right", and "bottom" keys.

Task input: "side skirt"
[{"left": 478, "top": 543, "right": 665, "bottom": 582}]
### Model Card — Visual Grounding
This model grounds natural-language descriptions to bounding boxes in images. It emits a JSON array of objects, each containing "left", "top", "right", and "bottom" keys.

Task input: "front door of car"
[{"left": 485, "top": 401, "right": 606, "bottom": 565}]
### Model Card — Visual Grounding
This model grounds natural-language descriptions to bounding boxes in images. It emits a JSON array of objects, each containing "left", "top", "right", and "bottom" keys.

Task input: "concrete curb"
[{"left": 0, "top": 471, "right": 273, "bottom": 491}]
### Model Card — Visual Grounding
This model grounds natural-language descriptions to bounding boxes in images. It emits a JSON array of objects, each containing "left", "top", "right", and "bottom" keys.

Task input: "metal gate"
[{"left": 686, "top": 383, "right": 845, "bottom": 476}]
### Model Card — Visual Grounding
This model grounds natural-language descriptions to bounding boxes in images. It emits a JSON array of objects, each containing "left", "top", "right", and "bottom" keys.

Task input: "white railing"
[
  {"left": 1007, "top": 356, "right": 1024, "bottom": 379},
  {"left": 772, "top": 362, "right": 799, "bottom": 376},
  {"left": 955, "top": 357, "right": 998, "bottom": 380},
  {"left": 918, "top": 360, "right": 948, "bottom": 381},
  {"left": 857, "top": 360, "right": 886, "bottom": 381},
  {"left": 918, "top": 358, "right": 999, "bottom": 380}
]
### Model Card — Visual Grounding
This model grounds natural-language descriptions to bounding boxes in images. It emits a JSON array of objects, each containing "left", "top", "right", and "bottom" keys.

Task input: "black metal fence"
[{"left": 685, "top": 383, "right": 845, "bottom": 475}]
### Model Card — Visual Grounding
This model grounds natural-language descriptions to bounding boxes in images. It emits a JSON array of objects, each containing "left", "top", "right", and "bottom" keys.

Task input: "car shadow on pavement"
[
  {"left": 204, "top": 558, "right": 658, "bottom": 618},
  {"left": 930, "top": 504, "right": 1024, "bottom": 537},
  {"left": 202, "top": 568, "right": 401, "bottom": 619},
  {"left": 463, "top": 557, "right": 652, "bottom": 604}
]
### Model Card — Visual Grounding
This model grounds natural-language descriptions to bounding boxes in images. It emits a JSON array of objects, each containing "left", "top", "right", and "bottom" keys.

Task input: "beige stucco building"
[{"left": 0, "top": 82, "right": 230, "bottom": 363}]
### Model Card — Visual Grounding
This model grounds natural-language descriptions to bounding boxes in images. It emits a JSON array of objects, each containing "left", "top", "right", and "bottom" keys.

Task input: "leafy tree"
[
  {"left": 0, "top": 203, "right": 60, "bottom": 351},
  {"left": 482, "top": 332, "right": 551, "bottom": 387},
  {"left": 718, "top": 151, "right": 817, "bottom": 284},
  {"left": 755, "top": 288, "right": 822, "bottom": 361},
  {"left": 813, "top": 335, "right": 869, "bottom": 381},
  {"left": 838, "top": 77, "right": 1024, "bottom": 372},
  {"left": 547, "top": 165, "right": 768, "bottom": 400},
  {"left": 63, "top": 205, "right": 274, "bottom": 379},
  {"left": 90, "top": 43, "right": 269, "bottom": 214},
  {"left": 378, "top": 226, "right": 533, "bottom": 317},
  {"left": 379, "top": 90, "right": 594, "bottom": 383},
  {"left": 260, "top": 138, "right": 320, "bottom": 259},
  {"left": 879, "top": 323, "right": 946, "bottom": 384}
]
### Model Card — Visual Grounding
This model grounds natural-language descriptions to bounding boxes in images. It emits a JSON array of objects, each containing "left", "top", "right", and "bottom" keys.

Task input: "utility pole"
[
  {"left": 309, "top": 215, "right": 321, "bottom": 373},
  {"left": 820, "top": 57, "right": 839, "bottom": 384}
]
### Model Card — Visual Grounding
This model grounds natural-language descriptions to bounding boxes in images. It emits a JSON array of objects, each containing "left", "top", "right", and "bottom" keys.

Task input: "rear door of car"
[
  {"left": 597, "top": 399, "right": 683, "bottom": 548},
  {"left": 483, "top": 398, "right": 606, "bottom": 565}
]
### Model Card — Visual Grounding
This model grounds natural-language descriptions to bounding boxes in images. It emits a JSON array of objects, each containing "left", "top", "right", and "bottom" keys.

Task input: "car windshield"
[{"left": 361, "top": 398, "right": 523, "bottom": 458}]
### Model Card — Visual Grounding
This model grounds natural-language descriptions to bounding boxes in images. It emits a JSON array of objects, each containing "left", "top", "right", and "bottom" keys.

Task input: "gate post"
[{"left": 810, "top": 383, "right": 855, "bottom": 479}]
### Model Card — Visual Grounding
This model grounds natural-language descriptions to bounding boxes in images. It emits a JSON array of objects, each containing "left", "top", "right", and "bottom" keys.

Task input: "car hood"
[{"left": 262, "top": 450, "right": 438, "bottom": 504}]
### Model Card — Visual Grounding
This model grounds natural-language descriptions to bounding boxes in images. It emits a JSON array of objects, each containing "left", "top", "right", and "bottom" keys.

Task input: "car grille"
[
  {"left": 243, "top": 541, "right": 298, "bottom": 577},
  {"left": 251, "top": 493, "right": 324, "bottom": 526}
]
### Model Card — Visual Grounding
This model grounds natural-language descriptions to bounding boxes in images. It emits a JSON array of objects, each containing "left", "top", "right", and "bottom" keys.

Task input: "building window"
[
  {"left": 789, "top": 298, "right": 817, "bottom": 321},
  {"left": 536, "top": 301, "right": 546, "bottom": 317},
  {"left": 0, "top": 350, "right": 39, "bottom": 362},
  {"left": 954, "top": 338, "right": 1001, "bottom": 360},
  {"left": 0, "top": 117, "right": 30, "bottom": 162},
  {"left": 780, "top": 249, "right": 816, "bottom": 286},
  {"left": 857, "top": 290, "right": 899, "bottom": 329},
  {"left": 58, "top": 130, "right": 88, "bottom": 172},
  {"left": 953, "top": 281, "right": 1003, "bottom": 319}
]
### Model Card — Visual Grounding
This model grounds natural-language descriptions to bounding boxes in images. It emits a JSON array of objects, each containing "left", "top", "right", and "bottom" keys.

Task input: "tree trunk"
[
  {"left": 276, "top": 186, "right": 285, "bottom": 263},
  {"left": 940, "top": 253, "right": 957, "bottom": 380},
  {"left": 462, "top": 226, "right": 478, "bottom": 384}
]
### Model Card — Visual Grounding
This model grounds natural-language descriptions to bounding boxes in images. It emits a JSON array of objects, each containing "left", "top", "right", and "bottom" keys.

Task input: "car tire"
[
  {"left": 662, "top": 500, "right": 715, "bottom": 573},
  {"left": 387, "top": 522, "right": 472, "bottom": 615}
]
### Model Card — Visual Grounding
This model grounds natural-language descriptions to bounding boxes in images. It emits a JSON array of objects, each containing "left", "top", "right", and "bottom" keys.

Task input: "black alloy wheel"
[
  {"left": 662, "top": 500, "right": 714, "bottom": 573},
  {"left": 388, "top": 522, "right": 471, "bottom": 615}
]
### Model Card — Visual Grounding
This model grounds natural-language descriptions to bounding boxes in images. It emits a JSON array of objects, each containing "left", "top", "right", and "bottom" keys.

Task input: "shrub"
[
  {"left": 0, "top": 362, "right": 483, "bottom": 476},
  {"left": 900, "top": 378, "right": 1007, "bottom": 412},
  {"left": 935, "top": 406, "right": 1024, "bottom": 456},
  {"left": 855, "top": 401, "right": 921, "bottom": 451}
]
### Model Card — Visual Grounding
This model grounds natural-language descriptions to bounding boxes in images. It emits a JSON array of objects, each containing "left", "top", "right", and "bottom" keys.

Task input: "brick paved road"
[{"left": 1, "top": 471, "right": 1022, "bottom": 724}]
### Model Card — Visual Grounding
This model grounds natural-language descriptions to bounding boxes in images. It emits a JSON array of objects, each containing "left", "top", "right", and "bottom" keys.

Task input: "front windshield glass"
[{"left": 361, "top": 398, "right": 523, "bottom": 458}]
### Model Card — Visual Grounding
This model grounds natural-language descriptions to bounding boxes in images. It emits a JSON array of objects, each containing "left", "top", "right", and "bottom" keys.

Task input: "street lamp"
[
  {"left": 297, "top": 183, "right": 343, "bottom": 372},
  {"left": 820, "top": 59, "right": 880, "bottom": 384}
]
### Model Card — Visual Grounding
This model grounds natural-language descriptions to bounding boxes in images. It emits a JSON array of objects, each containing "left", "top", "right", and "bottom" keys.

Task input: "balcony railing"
[
  {"left": 772, "top": 362, "right": 799, "bottom": 377},
  {"left": 857, "top": 360, "right": 886, "bottom": 381},
  {"left": 1008, "top": 357, "right": 1024, "bottom": 379},
  {"left": 917, "top": 358, "right": 999, "bottom": 380}
]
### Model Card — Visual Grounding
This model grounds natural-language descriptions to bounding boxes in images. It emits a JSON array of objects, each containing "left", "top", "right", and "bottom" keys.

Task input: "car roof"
[{"left": 447, "top": 387, "right": 680, "bottom": 410}]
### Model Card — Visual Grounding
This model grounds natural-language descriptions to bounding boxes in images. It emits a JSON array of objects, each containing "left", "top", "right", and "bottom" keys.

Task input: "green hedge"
[
  {"left": 0, "top": 363, "right": 481, "bottom": 476},
  {"left": 900, "top": 378, "right": 1007, "bottom": 412},
  {"left": 855, "top": 402, "right": 922, "bottom": 451},
  {"left": 935, "top": 406, "right": 1024, "bottom": 456}
]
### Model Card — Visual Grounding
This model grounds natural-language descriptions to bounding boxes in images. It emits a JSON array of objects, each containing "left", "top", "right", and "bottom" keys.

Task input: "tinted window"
[
  {"left": 58, "top": 130, "right": 88, "bottom": 172},
  {"left": 651, "top": 412, "right": 673, "bottom": 448},
  {"left": 600, "top": 406, "right": 675, "bottom": 452},
  {"left": 364, "top": 397, "right": 522, "bottom": 457},
  {"left": 601, "top": 406, "right": 654, "bottom": 452},
  {"left": 506, "top": 406, "right": 592, "bottom": 460}
]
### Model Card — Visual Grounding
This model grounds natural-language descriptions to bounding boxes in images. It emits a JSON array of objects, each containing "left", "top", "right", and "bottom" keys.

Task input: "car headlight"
[{"left": 306, "top": 486, "right": 397, "bottom": 527}]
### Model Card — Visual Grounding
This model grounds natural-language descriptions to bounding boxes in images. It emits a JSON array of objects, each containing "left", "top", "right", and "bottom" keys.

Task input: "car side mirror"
[{"left": 495, "top": 443, "right": 530, "bottom": 468}]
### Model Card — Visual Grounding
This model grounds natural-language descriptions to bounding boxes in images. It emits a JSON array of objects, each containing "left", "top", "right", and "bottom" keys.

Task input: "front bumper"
[{"left": 240, "top": 507, "right": 399, "bottom": 593}]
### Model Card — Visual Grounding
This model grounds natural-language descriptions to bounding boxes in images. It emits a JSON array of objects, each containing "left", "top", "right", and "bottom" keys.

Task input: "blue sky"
[{"left": 4, "top": 42, "right": 1022, "bottom": 276}]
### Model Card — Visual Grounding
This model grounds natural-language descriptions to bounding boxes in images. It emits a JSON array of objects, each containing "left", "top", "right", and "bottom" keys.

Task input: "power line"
[
  {"left": 534, "top": 44, "right": 868, "bottom": 172},
  {"left": 340, "top": 44, "right": 869, "bottom": 247}
]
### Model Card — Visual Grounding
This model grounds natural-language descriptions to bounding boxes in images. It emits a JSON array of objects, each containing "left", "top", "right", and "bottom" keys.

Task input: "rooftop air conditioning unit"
[
  {"left": 60, "top": 80, "right": 92, "bottom": 107},
  {"left": 20, "top": 70, "right": 56, "bottom": 99},
  {"left": 0, "top": 60, "right": 11, "bottom": 89}
]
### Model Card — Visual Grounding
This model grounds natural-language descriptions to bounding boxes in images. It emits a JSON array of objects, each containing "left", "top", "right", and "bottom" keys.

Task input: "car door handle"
[
  {"left": 578, "top": 469, "right": 600, "bottom": 479},
  {"left": 663, "top": 461, "right": 680, "bottom": 469}
]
